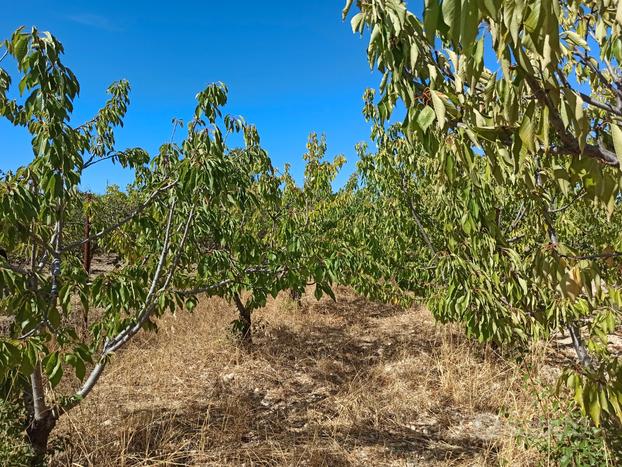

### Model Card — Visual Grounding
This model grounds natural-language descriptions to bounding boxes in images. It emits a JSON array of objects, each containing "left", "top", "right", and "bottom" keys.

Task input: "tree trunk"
[
  {"left": 27, "top": 415, "right": 56, "bottom": 465},
  {"left": 568, "top": 324, "right": 594, "bottom": 369},
  {"left": 82, "top": 206, "right": 91, "bottom": 333},
  {"left": 26, "top": 363, "right": 56, "bottom": 465},
  {"left": 233, "top": 293, "right": 252, "bottom": 344},
  {"left": 83, "top": 210, "right": 92, "bottom": 275},
  {"left": 290, "top": 289, "right": 302, "bottom": 307}
]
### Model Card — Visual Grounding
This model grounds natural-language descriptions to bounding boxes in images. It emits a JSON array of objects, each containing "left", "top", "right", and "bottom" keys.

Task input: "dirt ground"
[{"left": 50, "top": 287, "right": 549, "bottom": 466}]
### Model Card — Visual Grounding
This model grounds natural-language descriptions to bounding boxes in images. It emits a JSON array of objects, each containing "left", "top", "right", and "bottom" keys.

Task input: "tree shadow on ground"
[
  {"left": 55, "top": 293, "right": 500, "bottom": 466},
  {"left": 102, "top": 395, "right": 494, "bottom": 466}
]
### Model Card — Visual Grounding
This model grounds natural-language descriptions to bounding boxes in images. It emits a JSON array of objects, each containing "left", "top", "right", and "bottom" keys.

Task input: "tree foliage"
[
  {"left": 3, "top": 1, "right": 622, "bottom": 459},
  {"left": 342, "top": 0, "right": 622, "bottom": 427},
  {"left": 0, "top": 27, "right": 336, "bottom": 459}
]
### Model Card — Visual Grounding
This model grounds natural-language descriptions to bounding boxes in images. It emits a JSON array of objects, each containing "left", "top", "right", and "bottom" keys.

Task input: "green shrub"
[
  {"left": 0, "top": 398, "right": 34, "bottom": 466},
  {"left": 520, "top": 398, "right": 621, "bottom": 466}
]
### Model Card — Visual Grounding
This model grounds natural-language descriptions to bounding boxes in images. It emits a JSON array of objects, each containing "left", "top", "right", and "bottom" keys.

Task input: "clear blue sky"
[{"left": 0, "top": 1, "right": 386, "bottom": 192}]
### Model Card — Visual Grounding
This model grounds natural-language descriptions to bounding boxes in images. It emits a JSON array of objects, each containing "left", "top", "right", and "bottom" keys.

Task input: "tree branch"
[
  {"left": 83, "top": 152, "right": 120, "bottom": 170},
  {"left": 524, "top": 74, "right": 619, "bottom": 167},
  {"left": 558, "top": 251, "right": 622, "bottom": 261},
  {"left": 508, "top": 202, "right": 527, "bottom": 232},
  {"left": 61, "top": 180, "right": 176, "bottom": 252},
  {"left": 64, "top": 198, "right": 179, "bottom": 410},
  {"left": 399, "top": 173, "right": 436, "bottom": 256},
  {"left": 548, "top": 190, "right": 586, "bottom": 214},
  {"left": 568, "top": 325, "right": 595, "bottom": 369}
]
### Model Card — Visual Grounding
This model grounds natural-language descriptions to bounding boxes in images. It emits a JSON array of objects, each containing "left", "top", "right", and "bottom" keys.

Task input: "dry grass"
[{"left": 50, "top": 288, "right": 549, "bottom": 466}]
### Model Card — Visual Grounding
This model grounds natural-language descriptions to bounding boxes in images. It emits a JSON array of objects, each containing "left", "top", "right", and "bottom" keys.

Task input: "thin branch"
[
  {"left": 61, "top": 181, "right": 176, "bottom": 252},
  {"left": 577, "top": 91, "right": 622, "bottom": 117},
  {"left": 574, "top": 51, "right": 622, "bottom": 100},
  {"left": 508, "top": 202, "right": 527, "bottom": 232},
  {"left": 66, "top": 198, "right": 178, "bottom": 408},
  {"left": 158, "top": 206, "right": 195, "bottom": 291},
  {"left": 548, "top": 190, "right": 586, "bottom": 214},
  {"left": 175, "top": 266, "right": 289, "bottom": 297},
  {"left": 176, "top": 278, "right": 236, "bottom": 297},
  {"left": 399, "top": 173, "right": 436, "bottom": 256},
  {"left": 523, "top": 73, "right": 619, "bottom": 167},
  {"left": 83, "top": 153, "right": 120, "bottom": 170},
  {"left": 558, "top": 251, "right": 622, "bottom": 261},
  {"left": 586, "top": 35, "right": 622, "bottom": 90},
  {"left": 106, "top": 199, "right": 178, "bottom": 354},
  {"left": 568, "top": 325, "right": 595, "bottom": 369},
  {"left": 535, "top": 157, "right": 597, "bottom": 370},
  {"left": 507, "top": 235, "right": 525, "bottom": 243},
  {"left": 1, "top": 262, "right": 31, "bottom": 275},
  {"left": 18, "top": 323, "right": 43, "bottom": 340}
]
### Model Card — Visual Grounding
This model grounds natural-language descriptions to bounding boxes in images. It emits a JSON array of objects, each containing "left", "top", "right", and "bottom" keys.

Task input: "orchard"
[{"left": 1, "top": 0, "right": 622, "bottom": 463}]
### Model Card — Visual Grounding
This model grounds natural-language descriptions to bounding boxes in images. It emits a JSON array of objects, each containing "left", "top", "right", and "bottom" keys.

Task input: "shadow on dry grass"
[{"left": 51, "top": 288, "right": 543, "bottom": 466}]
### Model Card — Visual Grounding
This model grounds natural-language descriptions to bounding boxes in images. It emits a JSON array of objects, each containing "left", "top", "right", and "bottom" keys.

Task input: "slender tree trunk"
[
  {"left": 568, "top": 324, "right": 594, "bottom": 369},
  {"left": 83, "top": 207, "right": 92, "bottom": 275},
  {"left": 26, "top": 363, "right": 56, "bottom": 464},
  {"left": 290, "top": 289, "right": 302, "bottom": 307},
  {"left": 82, "top": 207, "right": 91, "bottom": 332},
  {"left": 25, "top": 192, "right": 63, "bottom": 462},
  {"left": 233, "top": 293, "right": 252, "bottom": 344},
  {"left": 536, "top": 161, "right": 595, "bottom": 370}
]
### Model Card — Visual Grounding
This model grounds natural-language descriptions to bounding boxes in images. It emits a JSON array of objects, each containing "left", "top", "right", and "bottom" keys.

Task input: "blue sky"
[{"left": 0, "top": 1, "right": 385, "bottom": 192}]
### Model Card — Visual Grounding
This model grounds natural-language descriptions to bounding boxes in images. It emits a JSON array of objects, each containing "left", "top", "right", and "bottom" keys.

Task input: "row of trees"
[
  {"left": 2, "top": 0, "right": 622, "bottom": 460},
  {"left": 340, "top": 0, "right": 622, "bottom": 430},
  {"left": 0, "top": 28, "right": 347, "bottom": 463}
]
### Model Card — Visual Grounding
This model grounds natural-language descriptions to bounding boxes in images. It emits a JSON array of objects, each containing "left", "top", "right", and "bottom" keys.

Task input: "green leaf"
[
  {"left": 589, "top": 395, "right": 602, "bottom": 427},
  {"left": 48, "top": 307, "right": 61, "bottom": 328},
  {"left": 65, "top": 353, "right": 86, "bottom": 380},
  {"left": 410, "top": 44, "right": 419, "bottom": 71},
  {"left": 445, "top": 152, "right": 455, "bottom": 181},
  {"left": 38, "top": 136, "right": 47, "bottom": 157},
  {"left": 480, "top": 0, "right": 498, "bottom": 17},
  {"left": 351, "top": 13, "right": 365, "bottom": 33},
  {"left": 44, "top": 351, "right": 58, "bottom": 376},
  {"left": 342, "top": 0, "right": 354, "bottom": 20},
  {"left": 13, "top": 35, "right": 28, "bottom": 63},
  {"left": 185, "top": 297, "right": 197, "bottom": 312},
  {"left": 322, "top": 283, "right": 336, "bottom": 301},
  {"left": 441, "top": 0, "right": 461, "bottom": 43},
  {"left": 460, "top": 0, "right": 479, "bottom": 51},
  {"left": 430, "top": 90, "right": 446, "bottom": 128},
  {"left": 424, "top": 0, "right": 441, "bottom": 42},
  {"left": 370, "top": 24, "right": 381, "bottom": 45},
  {"left": 612, "top": 124, "right": 622, "bottom": 159},
  {"left": 564, "top": 31, "right": 588, "bottom": 49},
  {"left": 49, "top": 360, "right": 63, "bottom": 387},
  {"left": 519, "top": 115, "right": 535, "bottom": 153},
  {"left": 44, "top": 351, "right": 64, "bottom": 387},
  {"left": 417, "top": 106, "right": 436, "bottom": 131}
]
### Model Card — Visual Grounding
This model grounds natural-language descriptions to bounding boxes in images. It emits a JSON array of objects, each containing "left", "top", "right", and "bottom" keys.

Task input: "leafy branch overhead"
[{"left": 342, "top": 0, "right": 622, "bottom": 428}]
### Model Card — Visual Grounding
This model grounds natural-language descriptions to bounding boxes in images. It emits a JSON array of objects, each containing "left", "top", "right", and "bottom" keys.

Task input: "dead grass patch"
[{"left": 51, "top": 288, "right": 548, "bottom": 466}]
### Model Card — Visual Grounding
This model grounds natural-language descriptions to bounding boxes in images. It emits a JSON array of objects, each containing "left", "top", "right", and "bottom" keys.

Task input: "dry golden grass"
[{"left": 50, "top": 288, "right": 549, "bottom": 466}]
